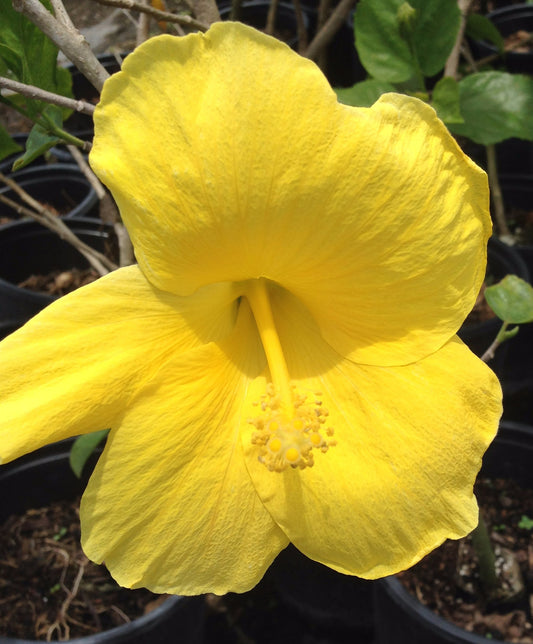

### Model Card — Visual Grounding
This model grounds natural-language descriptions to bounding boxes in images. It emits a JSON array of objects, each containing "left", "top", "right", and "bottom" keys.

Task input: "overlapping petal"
[
  {"left": 90, "top": 23, "right": 491, "bottom": 366},
  {"left": 81, "top": 301, "right": 288, "bottom": 595},
  {"left": 0, "top": 265, "right": 239, "bottom": 463},
  {"left": 241, "top": 286, "right": 502, "bottom": 578}
]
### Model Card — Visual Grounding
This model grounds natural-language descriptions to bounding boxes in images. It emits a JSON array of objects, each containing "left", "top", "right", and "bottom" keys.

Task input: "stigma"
[{"left": 248, "top": 384, "right": 335, "bottom": 472}]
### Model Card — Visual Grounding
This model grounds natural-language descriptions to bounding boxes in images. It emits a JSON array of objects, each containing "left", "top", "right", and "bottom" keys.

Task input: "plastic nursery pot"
[
  {"left": 0, "top": 133, "right": 73, "bottom": 175},
  {"left": 471, "top": 4, "right": 533, "bottom": 74},
  {"left": 219, "top": 1, "right": 308, "bottom": 50},
  {"left": 0, "top": 439, "right": 205, "bottom": 644},
  {"left": 0, "top": 217, "right": 115, "bottom": 331},
  {"left": 0, "top": 164, "right": 99, "bottom": 223},
  {"left": 494, "top": 176, "right": 533, "bottom": 421},
  {"left": 457, "top": 235, "right": 529, "bottom": 364},
  {"left": 374, "top": 421, "right": 533, "bottom": 644},
  {"left": 64, "top": 54, "right": 125, "bottom": 138},
  {"left": 268, "top": 543, "right": 375, "bottom": 636},
  {"left": 324, "top": 15, "right": 366, "bottom": 88}
]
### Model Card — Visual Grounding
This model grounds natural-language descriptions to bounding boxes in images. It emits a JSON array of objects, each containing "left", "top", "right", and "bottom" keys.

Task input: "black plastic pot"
[
  {"left": 458, "top": 236, "right": 529, "bottom": 365},
  {"left": 374, "top": 421, "right": 533, "bottom": 644},
  {"left": 0, "top": 217, "right": 116, "bottom": 331},
  {"left": 471, "top": 4, "right": 533, "bottom": 74},
  {"left": 0, "top": 439, "right": 205, "bottom": 643},
  {"left": 324, "top": 16, "right": 366, "bottom": 88},
  {"left": 268, "top": 543, "right": 374, "bottom": 635},
  {"left": 492, "top": 176, "right": 533, "bottom": 421},
  {"left": 64, "top": 54, "right": 124, "bottom": 138},
  {"left": 0, "top": 164, "right": 99, "bottom": 222},
  {"left": 219, "top": 1, "right": 308, "bottom": 50}
]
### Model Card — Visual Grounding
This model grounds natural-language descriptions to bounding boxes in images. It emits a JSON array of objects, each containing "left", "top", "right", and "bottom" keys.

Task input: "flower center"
[
  {"left": 244, "top": 279, "right": 335, "bottom": 472},
  {"left": 248, "top": 384, "right": 335, "bottom": 472}
]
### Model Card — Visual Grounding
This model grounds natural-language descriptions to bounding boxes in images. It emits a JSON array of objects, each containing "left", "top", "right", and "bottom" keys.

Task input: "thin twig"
[
  {"left": 137, "top": 0, "right": 151, "bottom": 45},
  {"left": 265, "top": 0, "right": 280, "bottom": 36},
  {"left": 12, "top": 0, "right": 109, "bottom": 92},
  {"left": 0, "top": 173, "right": 117, "bottom": 275},
  {"left": 67, "top": 145, "right": 135, "bottom": 267},
  {"left": 305, "top": 0, "right": 356, "bottom": 61},
  {"left": 230, "top": 0, "right": 243, "bottom": 21},
  {"left": 292, "top": 0, "right": 308, "bottom": 54},
  {"left": 0, "top": 76, "right": 96, "bottom": 116},
  {"left": 49, "top": 0, "right": 77, "bottom": 30},
  {"left": 89, "top": 0, "right": 210, "bottom": 31},
  {"left": 66, "top": 146, "right": 106, "bottom": 199},
  {"left": 486, "top": 144, "right": 511, "bottom": 239},
  {"left": 444, "top": 0, "right": 474, "bottom": 79},
  {"left": 481, "top": 321, "right": 509, "bottom": 362}
]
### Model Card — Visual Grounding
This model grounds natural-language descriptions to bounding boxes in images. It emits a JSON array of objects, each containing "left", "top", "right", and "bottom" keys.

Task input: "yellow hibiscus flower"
[{"left": 0, "top": 22, "right": 501, "bottom": 596}]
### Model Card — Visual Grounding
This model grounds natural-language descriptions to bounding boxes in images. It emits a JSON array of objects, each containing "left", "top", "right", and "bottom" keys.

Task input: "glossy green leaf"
[
  {"left": 335, "top": 80, "right": 396, "bottom": 107},
  {"left": 12, "top": 106, "right": 63, "bottom": 172},
  {"left": 449, "top": 72, "right": 533, "bottom": 145},
  {"left": 0, "top": 0, "right": 57, "bottom": 89},
  {"left": 0, "top": 125, "right": 23, "bottom": 163},
  {"left": 485, "top": 274, "right": 533, "bottom": 324},
  {"left": 431, "top": 77, "right": 463, "bottom": 124},
  {"left": 466, "top": 13, "right": 505, "bottom": 53},
  {"left": 69, "top": 429, "right": 109, "bottom": 479},
  {"left": 354, "top": 0, "right": 460, "bottom": 82}
]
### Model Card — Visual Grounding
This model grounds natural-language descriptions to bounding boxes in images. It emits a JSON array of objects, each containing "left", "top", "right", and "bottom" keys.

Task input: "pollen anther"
[{"left": 248, "top": 385, "right": 335, "bottom": 472}]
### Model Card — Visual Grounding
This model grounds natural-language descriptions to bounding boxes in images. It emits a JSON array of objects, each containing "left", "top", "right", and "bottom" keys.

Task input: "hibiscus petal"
[
  {"left": 241, "top": 287, "right": 502, "bottom": 578},
  {"left": 81, "top": 301, "right": 288, "bottom": 595},
  {"left": 0, "top": 265, "right": 239, "bottom": 463},
  {"left": 91, "top": 23, "right": 490, "bottom": 366}
]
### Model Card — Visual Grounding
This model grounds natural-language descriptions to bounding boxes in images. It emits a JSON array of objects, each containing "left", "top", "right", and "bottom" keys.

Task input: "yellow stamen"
[{"left": 245, "top": 279, "right": 335, "bottom": 472}]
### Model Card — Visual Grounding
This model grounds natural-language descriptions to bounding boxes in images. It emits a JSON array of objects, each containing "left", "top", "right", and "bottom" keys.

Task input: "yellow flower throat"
[{"left": 245, "top": 279, "right": 335, "bottom": 472}]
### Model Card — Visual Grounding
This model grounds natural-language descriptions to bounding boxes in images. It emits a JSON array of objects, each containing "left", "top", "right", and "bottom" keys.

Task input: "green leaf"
[
  {"left": 0, "top": 0, "right": 72, "bottom": 123},
  {"left": 431, "top": 76, "right": 463, "bottom": 124},
  {"left": 0, "top": 0, "right": 57, "bottom": 90},
  {"left": 354, "top": 0, "right": 460, "bottom": 83},
  {"left": 518, "top": 515, "right": 533, "bottom": 530},
  {"left": 449, "top": 72, "right": 533, "bottom": 145},
  {"left": 12, "top": 104, "right": 62, "bottom": 171},
  {"left": 0, "top": 125, "right": 23, "bottom": 164},
  {"left": 69, "top": 429, "right": 109, "bottom": 478},
  {"left": 465, "top": 13, "right": 505, "bottom": 53},
  {"left": 335, "top": 79, "right": 397, "bottom": 107},
  {"left": 485, "top": 274, "right": 533, "bottom": 324}
]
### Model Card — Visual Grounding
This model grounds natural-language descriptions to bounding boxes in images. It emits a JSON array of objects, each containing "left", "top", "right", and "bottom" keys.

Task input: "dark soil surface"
[
  {"left": 399, "top": 477, "right": 533, "bottom": 642},
  {"left": 0, "top": 495, "right": 376, "bottom": 643},
  {"left": 18, "top": 267, "right": 100, "bottom": 296},
  {"left": 0, "top": 497, "right": 165, "bottom": 641},
  {"left": 505, "top": 30, "right": 533, "bottom": 54},
  {"left": 507, "top": 205, "right": 533, "bottom": 247}
]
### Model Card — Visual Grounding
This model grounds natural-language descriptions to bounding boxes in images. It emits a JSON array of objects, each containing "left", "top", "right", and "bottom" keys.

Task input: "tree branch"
[
  {"left": 304, "top": 0, "right": 355, "bottom": 61},
  {"left": 444, "top": 0, "right": 474, "bottom": 79},
  {"left": 191, "top": 0, "right": 220, "bottom": 24},
  {"left": 90, "top": 0, "right": 210, "bottom": 31},
  {"left": 12, "top": 0, "right": 110, "bottom": 92},
  {"left": 0, "top": 76, "right": 95, "bottom": 115}
]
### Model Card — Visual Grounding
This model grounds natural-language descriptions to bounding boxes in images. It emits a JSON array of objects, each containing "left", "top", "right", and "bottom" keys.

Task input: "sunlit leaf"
[
  {"left": 69, "top": 429, "right": 109, "bottom": 479},
  {"left": 485, "top": 274, "right": 533, "bottom": 324},
  {"left": 449, "top": 72, "right": 533, "bottom": 145},
  {"left": 335, "top": 79, "right": 396, "bottom": 107},
  {"left": 354, "top": 0, "right": 460, "bottom": 82},
  {"left": 431, "top": 76, "right": 463, "bottom": 124}
]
